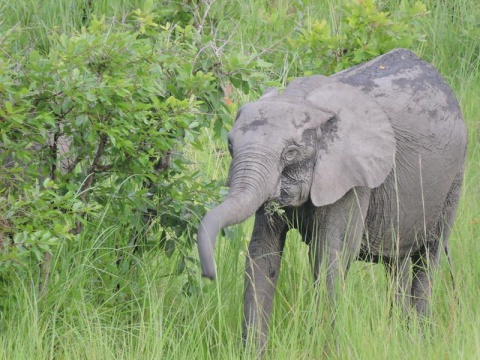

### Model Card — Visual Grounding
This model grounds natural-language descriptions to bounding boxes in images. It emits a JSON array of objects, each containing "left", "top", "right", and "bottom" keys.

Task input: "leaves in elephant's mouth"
[{"left": 264, "top": 200, "right": 286, "bottom": 225}]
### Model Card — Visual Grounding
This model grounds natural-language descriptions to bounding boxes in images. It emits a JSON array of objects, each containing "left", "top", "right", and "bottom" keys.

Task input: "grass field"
[{"left": 0, "top": 0, "right": 479, "bottom": 358}]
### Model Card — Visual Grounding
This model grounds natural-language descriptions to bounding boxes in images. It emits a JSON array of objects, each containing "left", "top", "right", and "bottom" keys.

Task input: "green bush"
[
  {"left": 0, "top": 9, "right": 224, "bottom": 298},
  {"left": 290, "top": 0, "right": 427, "bottom": 75}
]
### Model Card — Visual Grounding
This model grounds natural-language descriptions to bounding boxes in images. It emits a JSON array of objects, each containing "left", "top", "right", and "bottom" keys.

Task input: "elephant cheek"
[
  {"left": 279, "top": 181, "right": 310, "bottom": 207},
  {"left": 296, "top": 181, "right": 312, "bottom": 206}
]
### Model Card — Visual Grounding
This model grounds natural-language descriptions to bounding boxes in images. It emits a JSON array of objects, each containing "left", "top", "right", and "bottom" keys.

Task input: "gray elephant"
[{"left": 197, "top": 49, "right": 467, "bottom": 348}]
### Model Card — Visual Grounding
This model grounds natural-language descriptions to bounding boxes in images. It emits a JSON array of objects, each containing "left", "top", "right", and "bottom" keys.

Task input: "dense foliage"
[
  {"left": 0, "top": 7, "right": 224, "bottom": 297},
  {"left": 291, "top": 0, "right": 427, "bottom": 74}
]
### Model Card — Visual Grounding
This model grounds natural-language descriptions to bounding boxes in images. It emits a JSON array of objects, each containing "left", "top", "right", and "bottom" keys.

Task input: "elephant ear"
[{"left": 306, "top": 80, "right": 396, "bottom": 207}]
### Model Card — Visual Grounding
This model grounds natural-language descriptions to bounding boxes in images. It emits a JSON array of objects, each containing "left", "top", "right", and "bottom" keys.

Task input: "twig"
[
  {"left": 72, "top": 133, "right": 108, "bottom": 235},
  {"left": 80, "top": 132, "right": 108, "bottom": 200},
  {"left": 196, "top": 0, "right": 217, "bottom": 33}
]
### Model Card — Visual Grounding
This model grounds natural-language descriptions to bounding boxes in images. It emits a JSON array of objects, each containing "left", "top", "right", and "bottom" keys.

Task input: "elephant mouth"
[
  {"left": 279, "top": 186, "right": 307, "bottom": 207},
  {"left": 279, "top": 188, "right": 290, "bottom": 204}
]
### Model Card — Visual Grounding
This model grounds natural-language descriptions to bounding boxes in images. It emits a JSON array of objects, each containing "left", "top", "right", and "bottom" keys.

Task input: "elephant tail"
[{"left": 444, "top": 243, "right": 457, "bottom": 298}]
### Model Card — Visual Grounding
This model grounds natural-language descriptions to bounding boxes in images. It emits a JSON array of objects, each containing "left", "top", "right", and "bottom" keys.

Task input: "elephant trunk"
[{"left": 197, "top": 151, "right": 278, "bottom": 279}]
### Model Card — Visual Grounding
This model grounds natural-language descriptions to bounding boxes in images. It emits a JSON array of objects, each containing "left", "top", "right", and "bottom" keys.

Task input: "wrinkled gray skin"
[{"left": 197, "top": 49, "right": 467, "bottom": 349}]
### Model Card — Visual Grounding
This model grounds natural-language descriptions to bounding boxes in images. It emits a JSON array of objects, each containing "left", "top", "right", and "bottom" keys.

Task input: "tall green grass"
[{"left": 1, "top": 0, "right": 479, "bottom": 358}]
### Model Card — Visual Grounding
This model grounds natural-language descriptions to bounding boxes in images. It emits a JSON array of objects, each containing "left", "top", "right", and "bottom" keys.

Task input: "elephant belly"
[{"left": 360, "top": 159, "right": 457, "bottom": 260}]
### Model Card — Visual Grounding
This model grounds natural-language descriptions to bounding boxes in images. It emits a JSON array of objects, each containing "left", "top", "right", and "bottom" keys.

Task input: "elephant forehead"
[
  {"left": 230, "top": 122, "right": 295, "bottom": 149},
  {"left": 233, "top": 101, "right": 314, "bottom": 134}
]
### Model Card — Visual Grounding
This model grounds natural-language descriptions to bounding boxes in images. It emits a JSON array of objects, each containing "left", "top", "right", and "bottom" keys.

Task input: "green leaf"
[
  {"left": 165, "top": 239, "right": 175, "bottom": 258},
  {"left": 4, "top": 101, "right": 13, "bottom": 114}
]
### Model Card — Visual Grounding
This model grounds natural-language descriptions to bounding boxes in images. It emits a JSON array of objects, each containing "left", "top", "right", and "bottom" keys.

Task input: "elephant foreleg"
[
  {"left": 311, "top": 187, "right": 371, "bottom": 303},
  {"left": 243, "top": 207, "right": 287, "bottom": 352}
]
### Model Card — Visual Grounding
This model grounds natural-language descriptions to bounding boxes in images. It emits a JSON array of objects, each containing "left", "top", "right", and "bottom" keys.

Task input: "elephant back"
[
  {"left": 333, "top": 49, "right": 467, "bottom": 257},
  {"left": 333, "top": 48, "right": 466, "bottom": 161}
]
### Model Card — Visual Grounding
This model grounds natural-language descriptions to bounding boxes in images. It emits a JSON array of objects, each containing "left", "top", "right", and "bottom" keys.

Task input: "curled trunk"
[{"left": 197, "top": 152, "right": 278, "bottom": 279}]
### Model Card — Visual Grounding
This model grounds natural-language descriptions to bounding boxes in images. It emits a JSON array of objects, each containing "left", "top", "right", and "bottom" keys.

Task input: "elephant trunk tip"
[
  {"left": 197, "top": 214, "right": 219, "bottom": 280},
  {"left": 198, "top": 246, "right": 217, "bottom": 280},
  {"left": 201, "top": 267, "right": 216, "bottom": 280},
  {"left": 197, "top": 192, "right": 267, "bottom": 281}
]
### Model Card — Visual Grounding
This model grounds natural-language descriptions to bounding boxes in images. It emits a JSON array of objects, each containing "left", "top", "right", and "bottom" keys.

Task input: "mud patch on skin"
[
  {"left": 336, "top": 49, "right": 463, "bottom": 121},
  {"left": 301, "top": 128, "right": 317, "bottom": 147},
  {"left": 318, "top": 115, "right": 339, "bottom": 151},
  {"left": 238, "top": 118, "right": 269, "bottom": 134},
  {"left": 237, "top": 107, "right": 272, "bottom": 134},
  {"left": 391, "top": 70, "right": 434, "bottom": 94},
  {"left": 335, "top": 49, "right": 422, "bottom": 91}
]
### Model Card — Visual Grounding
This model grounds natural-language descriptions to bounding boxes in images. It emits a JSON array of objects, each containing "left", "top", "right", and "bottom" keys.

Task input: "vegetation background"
[{"left": 0, "top": 0, "right": 479, "bottom": 358}]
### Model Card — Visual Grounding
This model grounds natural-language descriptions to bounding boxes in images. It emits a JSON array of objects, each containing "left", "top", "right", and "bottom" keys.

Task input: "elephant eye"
[
  {"left": 283, "top": 145, "right": 300, "bottom": 162},
  {"left": 227, "top": 140, "right": 233, "bottom": 157}
]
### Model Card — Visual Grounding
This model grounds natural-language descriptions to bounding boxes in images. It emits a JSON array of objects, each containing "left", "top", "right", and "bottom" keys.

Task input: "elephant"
[{"left": 197, "top": 49, "right": 467, "bottom": 349}]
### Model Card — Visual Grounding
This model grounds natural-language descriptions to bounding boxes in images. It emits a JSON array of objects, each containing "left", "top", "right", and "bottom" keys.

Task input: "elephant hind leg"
[
  {"left": 384, "top": 245, "right": 440, "bottom": 318},
  {"left": 410, "top": 243, "right": 440, "bottom": 317},
  {"left": 385, "top": 257, "right": 412, "bottom": 317},
  {"left": 411, "top": 168, "right": 464, "bottom": 317},
  {"left": 437, "top": 168, "right": 464, "bottom": 291}
]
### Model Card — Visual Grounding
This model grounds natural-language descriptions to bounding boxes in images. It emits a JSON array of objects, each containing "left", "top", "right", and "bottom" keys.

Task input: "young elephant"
[{"left": 197, "top": 49, "right": 467, "bottom": 348}]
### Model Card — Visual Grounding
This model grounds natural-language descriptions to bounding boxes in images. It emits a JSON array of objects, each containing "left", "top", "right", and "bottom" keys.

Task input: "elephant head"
[{"left": 197, "top": 75, "right": 396, "bottom": 279}]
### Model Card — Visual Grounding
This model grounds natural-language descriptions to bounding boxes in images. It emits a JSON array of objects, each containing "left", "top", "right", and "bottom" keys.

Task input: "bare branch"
[{"left": 80, "top": 132, "right": 108, "bottom": 200}]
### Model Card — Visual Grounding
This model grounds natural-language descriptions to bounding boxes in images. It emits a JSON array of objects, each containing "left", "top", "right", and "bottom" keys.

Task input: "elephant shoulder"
[{"left": 332, "top": 49, "right": 465, "bottom": 130}]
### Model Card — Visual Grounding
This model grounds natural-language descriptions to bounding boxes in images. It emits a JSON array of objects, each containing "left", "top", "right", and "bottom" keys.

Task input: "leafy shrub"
[
  {"left": 290, "top": 0, "right": 427, "bottom": 75},
  {"left": 0, "top": 9, "right": 225, "bottom": 298}
]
